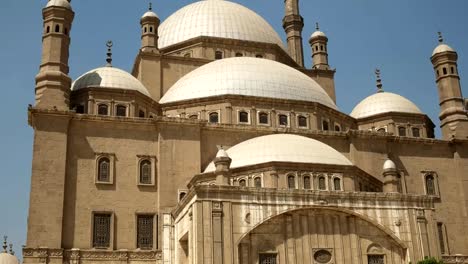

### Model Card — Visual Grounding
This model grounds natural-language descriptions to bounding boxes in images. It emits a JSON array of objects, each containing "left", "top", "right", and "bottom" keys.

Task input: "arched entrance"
[{"left": 238, "top": 207, "right": 406, "bottom": 264}]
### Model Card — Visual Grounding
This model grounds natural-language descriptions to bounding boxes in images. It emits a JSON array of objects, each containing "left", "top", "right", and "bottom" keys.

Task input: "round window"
[{"left": 314, "top": 249, "right": 332, "bottom": 263}]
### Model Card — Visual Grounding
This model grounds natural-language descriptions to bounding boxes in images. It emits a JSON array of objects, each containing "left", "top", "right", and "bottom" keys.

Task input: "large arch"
[{"left": 237, "top": 207, "right": 407, "bottom": 264}]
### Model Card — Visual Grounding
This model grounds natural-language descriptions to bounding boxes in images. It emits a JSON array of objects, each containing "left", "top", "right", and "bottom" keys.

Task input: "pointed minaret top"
[
  {"left": 106, "top": 41, "right": 113, "bottom": 67},
  {"left": 149, "top": 2, "right": 152, "bottom": 11},
  {"left": 2, "top": 236, "right": 7, "bottom": 253},
  {"left": 438, "top": 31, "right": 444, "bottom": 43},
  {"left": 375, "top": 68, "right": 384, "bottom": 93},
  {"left": 316, "top": 22, "right": 320, "bottom": 31}
]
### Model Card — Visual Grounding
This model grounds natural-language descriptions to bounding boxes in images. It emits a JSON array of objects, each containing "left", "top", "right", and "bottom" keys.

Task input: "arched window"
[
  {"left": 298, "top": 115, "right": 307, "bottom": 128},
  {"left": 239, "top": 111, "right": 249, "bottom": 123},
  {"left": 443, "top": 67, "right": 447, "bottom": 75},
  {"left": 184, "top": 53, "right": 191, "bottom": 58},
  {"left": 215, "top": 51, "right": 223, "bottom": 60},
  {"left": 149, "top": 27, "right": 153, "bottom": 33},
  {"left": 333, "top": 178, "right": 341, "bottom": 191},
  {"left": 189, "top": 114, "right": 198, "bottom": 119},
  {"left": 334, "top": 125, "right": 341, "bottom": 132},
  {"left": 412, "top": 127, "right": 420, "bottom": 137},
  {"left": 139, "top": 110, "right": 146, "bottom": 118},
  {"left": 254, "top": 177, "right": 262, "bottom": 188},
  {"left": 377, "top": 128, "right": 386, "bottom": 133},
  {"left": 437, "top": 70, "right": 440, "bottom": 77},
  {"left": 209, "top": 112, "right": 219, "bottom": 123},
  {"left": 64, "top": 28, "right": 68, "bottom": 35},
  {"left": 320, "top": 45, "right": 324, "bottom": 51},
  {"left": 318, "top": 176, "right": 326, "bottom": 190},
  {"left": 278, "top": 114, "right": 288, "bottom": 126},
  {"left": 144, "top": 27, "right": 147, "bottom": 33},
  {"left": 398, "top": 126, "right": 406, "bottom": 137},
  {"left": 98, "top": 157, "right": 111, "bottom": 182},
  {"left": 116, "top": 105, "right": 127, "bottom": 117},
  {"left": 179, "top": 192, "right": 187, "bottom": 201},
  {"left": 98, "top": 104, "right": 109, "bottom": 116},
  {"left": 303, "top": 176, "right": 311, "bottom": 189},
  {"left": 451, "top": 67, "right": 455, "bottom": 74},
  {"left": 288, "top": 175, "right": 295, "bottom": 189},
  {"left": 425, "top": 175, "right": 436, "bottom": 195},
  {"left": 46, "top": 26, "right": 50, "bottom": 33},
  {"left": 139, "top": 160, "right": 152, "bottom": 184},
  {"left": 239, "top": 179, "right": 246, "bottom": 187},
  {"left": 235, "top": 52, "right": 243, "bottom": 57},
  {"left": 255, "top": 54, "right": 263, "bottom": 58},
  {"left": 55, "top": 24, "right": 60, "bottom": 33},
  {"left": 322, "top": 120, "right": 329, "bottom": 131},
  {"left": 258, "top": 112, "right": 269, "bottom": 124}
]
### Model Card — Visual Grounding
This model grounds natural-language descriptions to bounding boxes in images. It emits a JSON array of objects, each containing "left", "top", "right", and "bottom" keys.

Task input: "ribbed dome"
[
  {"left": 158, "top": 0, "right": 285, "bottom": 49},
  {"left": 350, "top": 92, "right": 423, "bottom": 119},
  {"left": 204, "top": 134, "right": 352, "bottom": 172},
  {"left": 432, "top": 43, "right": 455, "bottom": 56},
  {"left": 0, "top": 253, "right": 19, "bottom": 264},
  {"left": 159, "top": 57, "right": 337, "bottom": 109},
  {"left": 71, "top": 67, "right": 151, "bottom": 97},
  {"left": 46, "top": 0, "right": 71, "bottom": 9}
]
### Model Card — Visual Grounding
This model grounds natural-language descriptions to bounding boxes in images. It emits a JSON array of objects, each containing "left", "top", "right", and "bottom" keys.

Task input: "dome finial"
[
  {"left": 106, "top": 41, "right": 113, "bottom": 67},
  {"left": 438, "top": 32, "right": 444, "bottom": 43},
  {"left": 149, "top": 2, "right": 152, "bottom": 11},
  {"left": 316, "top": 22, "right": 320, "bottom": 31},
  {"left": 375, "top": 68, "right": 384, "bottom": 93},
  {"left": 9, "top": 243, "right": 14, "bottom": 255},
  {"left": 2, "top": 236, "right": 7, "bottom": 253}
]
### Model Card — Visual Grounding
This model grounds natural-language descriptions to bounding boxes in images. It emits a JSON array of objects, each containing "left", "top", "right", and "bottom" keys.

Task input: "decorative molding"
[{"left": 443, "top": 255, "right": 468, "bottom": 264}]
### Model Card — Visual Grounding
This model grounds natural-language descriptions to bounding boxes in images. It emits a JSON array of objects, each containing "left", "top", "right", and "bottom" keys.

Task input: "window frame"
[
  {"left": 322, "top": 118, "right": 330, "bottom": 131},
  {"left": 97, "top": 103, "right": 110, "bottom": 116},
  {"left": 277, "top": 113, "right": 290, "bottom": 128},
  {"left": 188, "top": 113, "right": 200, "bottom": 120},
  {"left": 423, "top": 172, "right": 439, "bottom": 197},
  {"left": 137, "top": 155, "right": 157, "bottom": 186},
  {"left": 303, "top": 174, "right": 312, "bottom": 190},
  {"left": 398, "top": 126, "right": 407, "bottom": 137},
  {"left": 238, "top": 178, "right": 247, "bottom": 187},
  {"left": 297, "top": 114, "right": 309, "bottom": 129},
  {"left": 135, "top": 213, "right": 157, "bottom": 250},
  {"left": 334, "top": 123, "right": 342, "bottom": 132},
  {"left": 115, "top": 104, "right": 128, "bottom": 117},
  {"left": 237, "top": 110, "right": 251, "bottom": 124},
  {"left": 412, "top": 127, "right": 421, "bottom": 138},
  {"left": 178, "top": 189, "right": 189, "bottom": 202},
  {"left": 215, "top": 50, "right": 224, "bottom": 60},
  {"left": 254, "top": 176, "right": 262, "bottom": 188},
  {"left": 91, "top": 211, "right": 114, "bottom": 249},
  {"left": 257, "top": 111, "right": 271, "bottom": 126},
  {"left": 208, "top": 111, "right": 220, "bottom": 124},
  {"left": 95, "top": 154, "right": 115, "bottom": 185},
  {"left": 259, "top": 253, "right": 278, "bottom": 264},
  {"left": 332, "top": 176, "right": 343, "bottom": 191},
  {"left": 287, "top": 174, "right": 296, "bottom": 189},
  {"left": 317, "top": 175, "right": 327, "bottom": 191}
]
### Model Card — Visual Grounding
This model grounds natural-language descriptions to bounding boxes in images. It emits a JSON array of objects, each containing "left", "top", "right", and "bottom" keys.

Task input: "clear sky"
[{"left": 1, "top": 0, "right": 467, "bottom": 258}]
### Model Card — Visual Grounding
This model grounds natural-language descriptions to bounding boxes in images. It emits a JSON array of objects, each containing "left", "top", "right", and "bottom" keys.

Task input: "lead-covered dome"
[
  {"left": 46, "top": 0, "right": 71, "bottom": 9},
  {"left": 158, "top": 0, "right": 285, "bottom": 49},
  {"left": 432, "top": 43, "right": 455, "bottom": 56},
  {"left": 71, "top": 67, "right": 151, "bottom": 97},
  {"left": 159, "top": 57, "right": 337, "bottom": 109},
  {"left": 0, "top": 253, "right": 19, "bottom": 264},
  {"left": 204, "top": 134, "right": 352, "bottom": 172},
  {"left": 350, "top": 92, "right": 423, "bottom": 119}
]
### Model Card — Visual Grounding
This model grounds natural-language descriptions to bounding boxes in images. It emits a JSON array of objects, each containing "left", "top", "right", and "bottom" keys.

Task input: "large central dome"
[
  {"left": 159, "top": 57, "right": 337, "bottom": 109},
  {"left": 158, "top": 0, "right": 286, "bottom": 49}
]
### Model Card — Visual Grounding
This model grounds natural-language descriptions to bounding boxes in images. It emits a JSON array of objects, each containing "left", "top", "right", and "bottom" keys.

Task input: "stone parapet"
[{"left": 443, "top": 255, "right": 468, "bottom": 264}]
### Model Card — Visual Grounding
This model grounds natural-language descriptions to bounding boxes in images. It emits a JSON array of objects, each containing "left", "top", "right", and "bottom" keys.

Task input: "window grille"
[
  {"left": 209, "top": 112, "right": 219, "bottom": 123},
  {"left": 288, "top": 175, "right": 295, "bottom": 189},
  {"left": 303, "top": 176, "right": 311, "bottom": 189},
  {"left": 93, "top": 214, "right": 111, "bottom": 248},
  {"left": 367, "top": 255, "right": 384, "bottom": 264},
  {"left": 239, "top": 111, "right": 249, "bottom": 123},
  {"left": 412, "top": 128, "right": 420, "bottom": 137},
  {"left": 298, "top": 116, "right": 307, "bottom": 127},
  {"left": 278, "top": 114, "right": 288, "bottom": 126},
  {"left": 259, "top": 112, "right": 269, "bottom": 124},
  {"left": 259, "top": 254, "right": 277, "bottom": 264},
  {"left": 137, "top": 215, "right": 154, "bottom": 249},
  {"left": 116, "top": 105, "right": 127, "bottom": 117},
  {"left": 98, "top": 158, "right": 110, "bottom": 182},
  {"left": 318, "top": 176, "right": 326, "bottom": 190},
  {"left": 426, "top": 175, "right": 435, "bottom": 195},
  {"left": 398, "top": 127, "right": 406, "bottom": 137},
  {"left": 140, "top": 160, "right": 152, "bottom": 184},
  {"left": 98, "top": 104, "right": 109, "bottom": 115}
]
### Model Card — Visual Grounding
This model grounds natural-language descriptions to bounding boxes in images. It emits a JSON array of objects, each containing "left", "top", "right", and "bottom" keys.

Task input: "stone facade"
[{"left": 23, "top": 1, "right": 468, "bottom": 264}]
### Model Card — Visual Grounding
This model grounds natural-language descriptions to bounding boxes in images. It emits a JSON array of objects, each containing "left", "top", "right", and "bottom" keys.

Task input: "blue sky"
[{"left": 1, "top": 0, "right": 467, "bottom": 257}]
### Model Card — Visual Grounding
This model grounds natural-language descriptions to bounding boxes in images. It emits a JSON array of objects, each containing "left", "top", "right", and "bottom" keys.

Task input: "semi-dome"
[
  {"left": 204, "top": 134, "right": 352, "bottom": 173},
  {"left": 71, "top": 67, "right": 151, "bottom": 97},
  {"left": 159, "top": 57, "right": 337, "bottom": 109},
  {"left": 158, "top": 0, "right": 285, "bottom": 49},
  {"left": 432, "top": 43, "right": 455, "bottom": 56},
  {"left": 0, "top": 253, "right": 19, "bottom": 264},
  {"left": 46, "top": 0, "right": 71, "bottom": 9},
  {"left": 350, "top": 92, "right": 423, "bottom": 119}
]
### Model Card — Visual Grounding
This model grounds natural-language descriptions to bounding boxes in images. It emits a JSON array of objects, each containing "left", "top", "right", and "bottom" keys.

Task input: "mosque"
[{"left": 19, "top": 0, "right": 468, "bottom": 264}]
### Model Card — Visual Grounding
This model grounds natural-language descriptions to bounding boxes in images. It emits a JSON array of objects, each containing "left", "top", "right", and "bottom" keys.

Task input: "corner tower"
[
  {"left": 140, "top": 3, "right": 160, "bottom": 53},
  {"left": 431, "top": 33, "right": 468, "bottom": 139},
  {"left": 283, "top": 0, "right": 305, "bottom": 67},
  {"left": 35, "top": 0, "right": 74, "bottom": 110}
]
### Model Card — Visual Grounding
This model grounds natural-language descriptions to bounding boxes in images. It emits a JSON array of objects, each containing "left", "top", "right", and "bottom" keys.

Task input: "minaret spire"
[
  {"left": 283, "top": 0, "right": 305, "bottom": 67},
  {"left": 106, "top": 41, "right": 113, "bottom": 67},
  {"left": 375, "top": 68, "right": 384, "bottom": 93},
  {"left": 2, "top": 236, "right": 7, "bottom": 253},
  {"left": 438, "top": 31, "right": 444, "bottom": 43}
]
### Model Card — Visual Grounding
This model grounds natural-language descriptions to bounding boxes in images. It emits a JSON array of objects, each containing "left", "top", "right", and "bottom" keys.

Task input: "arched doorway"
[{"left": 238, "top": 208, "right": 406, "bottom": 264}]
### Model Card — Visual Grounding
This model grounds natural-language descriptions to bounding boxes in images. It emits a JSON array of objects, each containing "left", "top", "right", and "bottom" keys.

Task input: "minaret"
[
  {"left": 140, "top": 3, "right": 160, "bottom": 53},
  {"left": 283, "top": 0, "right": 305, "bottom": 67},
  {"left": 431, "top": 32, "right": 468, "bottom": 139},
  {"left": 309, "top": 23, "right": 330, "bottom": 70},
  {"left": 35, "top": 0, "right": 74, "bottom": 110}
]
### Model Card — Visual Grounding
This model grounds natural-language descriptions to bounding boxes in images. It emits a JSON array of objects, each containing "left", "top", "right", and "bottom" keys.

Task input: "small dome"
[
  {"left": 158, "top": 0, "right": 285, "bottom": 50},
  {"left": 383, "top": 159, "right": 397, "bottom": 171},
  {"left": 160, "top": 57, "right": 337, "bottom": 109},
  {"left": 216, "top": 149, "right": 229, "bottom": 158},
  {"left": 46, "top": 0, "right": 71, "bottom": 9},
  {"left": 432, "top": 43, "right": 455, "bottom": 56},
  {"left": 142, "top": 11, "right": 159, "bottom": 19},
  {"left": 310, "top": 30, "right": 326, "bottom": 39},
  {"left": 0, "top": 253, "right": 20, "bottom": 264},
  {"left": 350, "top": 92, "right": 423, "bottom": 119},
  {"left": 72, "top": 67, "right": 151, "bottom": 97},
  {"left": 204, "top": 134, "right": 352, "bottom": 173}
]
